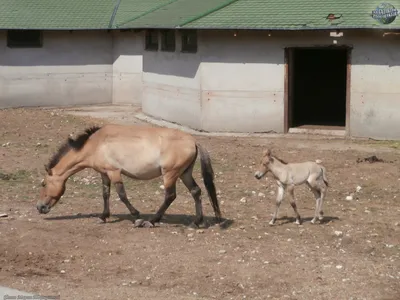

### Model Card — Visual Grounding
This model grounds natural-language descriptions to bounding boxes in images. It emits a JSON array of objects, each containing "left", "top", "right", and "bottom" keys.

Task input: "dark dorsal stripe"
[
  {"left": 273, "top": 156, "right": 288, "bottom": 165},
  {"left": 47, "top": 126, "right": 101, "bottom": 170}
]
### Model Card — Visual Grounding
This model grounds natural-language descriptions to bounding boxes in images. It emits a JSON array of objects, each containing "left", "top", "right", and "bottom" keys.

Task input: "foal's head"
[
  {"left": 254, "top": 148, "right": 287, "bottom": 180},
  {"left": 254, "top": 149, "right": 273, "bottom": 180}
]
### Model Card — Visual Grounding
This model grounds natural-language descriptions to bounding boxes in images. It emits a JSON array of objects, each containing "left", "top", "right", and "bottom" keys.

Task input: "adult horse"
[{"left": 37, "top": 124, "right": 222, "bottom": 228}]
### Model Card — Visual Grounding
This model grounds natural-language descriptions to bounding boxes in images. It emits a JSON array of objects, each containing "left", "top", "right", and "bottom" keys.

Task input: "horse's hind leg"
[
  {"left": 145, "top": 172, "right": 178, "bottom": 227},
  {"left": 307, "top": 182, "right": 321, "bottom": 224},
  {"left": 100, "top": 173, "right": 111, "bottom": 222},
  {"left": 180, "top": 167, "right": 204, "bottom": 228},
  {"left": 287, "top": 185, "right": 302, "bottom": 225}
]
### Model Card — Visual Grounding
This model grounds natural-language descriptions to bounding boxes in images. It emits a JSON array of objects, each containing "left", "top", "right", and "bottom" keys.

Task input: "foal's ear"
[{"left": 263, "top": 149, "right": 271, "bottom": 157}]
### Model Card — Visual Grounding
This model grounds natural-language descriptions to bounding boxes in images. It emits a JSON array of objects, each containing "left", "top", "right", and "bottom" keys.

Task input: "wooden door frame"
[{"left": 283, "top": 46, "right": 352, "bottom": 135}]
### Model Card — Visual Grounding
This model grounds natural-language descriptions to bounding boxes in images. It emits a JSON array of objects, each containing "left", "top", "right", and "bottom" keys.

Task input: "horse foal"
[{"left": 254, "top": 149, "right": 328, "bottom": 225}]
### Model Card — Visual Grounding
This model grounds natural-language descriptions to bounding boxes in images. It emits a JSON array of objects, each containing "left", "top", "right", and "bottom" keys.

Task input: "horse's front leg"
[
  {"left": 99, "top": 173, "right": 111, "bottom": 222},
  {"left": 269, "top": 182, "right": 285, "bottom": 225},
  {"left": 108, "top": 171, "right": 141, "bottom": 219}
]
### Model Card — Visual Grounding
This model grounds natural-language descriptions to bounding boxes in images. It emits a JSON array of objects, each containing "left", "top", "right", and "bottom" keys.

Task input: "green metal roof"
[
  {"left": 112, "top": 0, "right": 175, "bottom": 29},
  {"left": 114, "top": 0, "right": 237, "bottom": 29},
  {"left": 0, "top": 0, "right": 117, "bottom": 30},
  {"left": 182, "top": 0, "right": 400, "bottom": 30},
  {"left": 0, "top": 0, "right": 399, "bottom": 30}
]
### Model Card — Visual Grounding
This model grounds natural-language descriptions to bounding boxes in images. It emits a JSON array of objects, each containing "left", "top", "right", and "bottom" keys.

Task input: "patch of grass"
[
  {"left": 0, "top": 169, "right": 32, "bottom": 181},
  {"left": 365, "top": 139, "right": 400, "bottom": 149}
]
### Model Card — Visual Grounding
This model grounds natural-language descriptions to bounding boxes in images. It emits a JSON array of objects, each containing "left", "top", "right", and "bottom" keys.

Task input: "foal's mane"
[
  {"left": 272, "top": 155, "right": 288, "bottom": 165},
  {"left": 46, "top": 126, "right": 101, "bottom": 170}
]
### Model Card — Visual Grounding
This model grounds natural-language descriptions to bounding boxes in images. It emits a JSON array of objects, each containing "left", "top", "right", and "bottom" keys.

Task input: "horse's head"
[
  {"left": 37, "top": 166, "right": 66, "bottom": 214},
  {"left": 254, "top": 148, "right": 272, "bottom": 180}
]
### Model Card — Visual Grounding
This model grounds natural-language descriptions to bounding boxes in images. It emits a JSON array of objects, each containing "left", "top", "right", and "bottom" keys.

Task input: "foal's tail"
[
  {"left": 196, "top": 143, "right": 222, "bottom": 223},
  {"left": 320, "top": 166, "right": 329, "bottom": 187}
]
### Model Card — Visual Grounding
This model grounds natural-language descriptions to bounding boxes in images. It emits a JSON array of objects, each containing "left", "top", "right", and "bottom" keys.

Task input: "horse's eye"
[{"left": 41, "top": 179, "right": 46, "bottom": 187}]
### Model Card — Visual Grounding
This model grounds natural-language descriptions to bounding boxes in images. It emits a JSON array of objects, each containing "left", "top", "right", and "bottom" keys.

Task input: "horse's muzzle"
[{"left": 37, "top": 203, "right": 50, "bottom": 214}]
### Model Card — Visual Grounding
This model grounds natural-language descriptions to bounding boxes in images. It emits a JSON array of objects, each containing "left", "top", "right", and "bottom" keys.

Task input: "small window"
[
  {"left": 181, "top": 30, "right": 197, "bottom": 53},
  {"left": 161, "top": 30, "right": 175, "bottom": 52},
  {"left": 145, "top": 30, "right": 158, "bottom": 51},
  {"left": 7, "top": 30, "right": 42, "bottom": 48}
]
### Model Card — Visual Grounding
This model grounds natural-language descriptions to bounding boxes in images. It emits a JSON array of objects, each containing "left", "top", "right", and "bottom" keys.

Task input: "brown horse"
[{"left": 37, "top": 124, "right": 222, "bottom": 228}]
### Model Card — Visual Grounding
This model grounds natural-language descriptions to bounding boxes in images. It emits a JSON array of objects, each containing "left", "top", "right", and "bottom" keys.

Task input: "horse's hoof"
[
  {"left": 134, "top": 219, "right": 145, "bottom": 227},
  {"left": 318, "top": 216, "right": 324, "bottom": 221},
  {"left": 134, "top": 219, "right": 154, "bottom": 228},
  {"left": 131, "top": 211, "right": 141, "bottom": 219},
  {"left": 99, "top": 214, "right": 109, "bottom": 223},
  {"left": 141, "top": 221, "right": 154, "bottom": 228},
  {"left": 295, "top": 220, "right": 302, "bottom": 225},
  {"left": 310, "top": 218, "right": 316, "bottom": 224},
  {"left": 269, "top": 220, "right": 275, "bottom": 226},
  {"left": 188, "top": 222, "right": 200, "bottom": 229}
]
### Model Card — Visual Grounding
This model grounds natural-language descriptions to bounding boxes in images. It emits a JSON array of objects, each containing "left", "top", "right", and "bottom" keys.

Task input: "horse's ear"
[
  {"left": 67, "top": 137, "right": 75, "bottom": 147},
  {"left": 44, "top": 164, "right": 52, "bottom": 176}
]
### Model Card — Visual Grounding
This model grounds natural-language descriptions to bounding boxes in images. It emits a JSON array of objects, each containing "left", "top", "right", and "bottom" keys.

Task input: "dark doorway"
[{"left": 287, "top": 47, "right": 348, "bottom": 129}]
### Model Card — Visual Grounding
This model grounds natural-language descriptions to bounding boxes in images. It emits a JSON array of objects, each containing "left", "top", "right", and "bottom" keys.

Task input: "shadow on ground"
[
  {"left": 44, "top": 213, "right": 234, "bottom": 229},
  {"left": 276, "top": 215, "right": 340, "bottom": 225}
]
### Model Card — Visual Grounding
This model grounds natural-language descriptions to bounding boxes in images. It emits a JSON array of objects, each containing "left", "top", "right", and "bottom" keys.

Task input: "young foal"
[
  {"left": 37, "top": 124, "right": 222, "bottom": 228},
  {"left": 254, "top": 149, "right": 328, "bottom": 225}
]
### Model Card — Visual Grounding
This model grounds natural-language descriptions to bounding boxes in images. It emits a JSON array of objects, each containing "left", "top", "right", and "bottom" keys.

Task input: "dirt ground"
[{"left": 0, "top": 107, "right": 399, "bottom": 300}]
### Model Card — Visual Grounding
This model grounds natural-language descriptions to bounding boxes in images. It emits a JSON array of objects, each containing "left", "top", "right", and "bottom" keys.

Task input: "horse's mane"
[
  {"left": 46, "top": 126, "right": 101, "bottom": 170},
  {"left": 272, "top": 155, "right": 288, "bottom": 165}
]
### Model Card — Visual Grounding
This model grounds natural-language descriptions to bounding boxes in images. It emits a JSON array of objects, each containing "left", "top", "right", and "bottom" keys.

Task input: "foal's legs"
[
  {"left": 318, "top": 184, "right": 327, "bottom": 221},
  {"left": 287, "top": 185, "right": 302, "bottom": 225},
  {"left": 307, "top": 182, "right": 321, "bottom": 224},
  {"left": 269, "top": 182, "right": 285, "bottom": 225},
  {"left": 99, "top": 173, "right": 111, "bottom": 222},
  {"left": 180, "top": 167, "right": 204, "bottom": 227}
]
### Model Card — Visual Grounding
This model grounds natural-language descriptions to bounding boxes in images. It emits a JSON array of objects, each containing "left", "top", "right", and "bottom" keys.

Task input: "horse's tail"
[
  {"left": 321, "top": 166, "right": 329, "bottom": 187},
  {"left": 196, "top": 143, "right": 222, "bottom": 223}
]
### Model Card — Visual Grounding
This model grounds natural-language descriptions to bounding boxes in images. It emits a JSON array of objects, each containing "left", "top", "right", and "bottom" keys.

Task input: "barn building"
[{"left": 1, "top": 1, "right": 400, "bottom": 139}]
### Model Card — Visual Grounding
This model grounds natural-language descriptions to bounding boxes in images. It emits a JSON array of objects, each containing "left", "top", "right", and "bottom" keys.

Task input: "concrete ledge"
[{"left": 288, "top": 127, "right": 346, "bottom": 137}]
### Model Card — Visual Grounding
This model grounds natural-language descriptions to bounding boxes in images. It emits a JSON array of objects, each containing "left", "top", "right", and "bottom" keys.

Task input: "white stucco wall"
[
  {"left": 349, "top": 38, "right": 400, "bottom": 140},
  {"left": 141, "top": 30, "right": 290, "bottom": 133},
  {"left": 112, "top": 31, "right": 143, "bottom": 104},
  {"left": 142, "top": 30, "right": 400, "bottom": 139},
  {"left": 0, "top": 31, "right": 113, "bottom": 108},
  {"left": 1, "top": 28, "right": 399, "bottom": 139},
  {"left": 199, "top": 31, "right": 285, "bottom": 133},
  {"left": 142, "top": 33, "right": 202, "bottom": 129}
]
